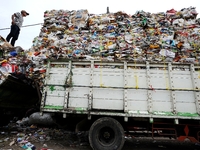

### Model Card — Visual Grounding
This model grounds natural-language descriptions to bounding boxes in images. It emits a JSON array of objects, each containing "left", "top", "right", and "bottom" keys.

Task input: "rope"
[{"left": 0, "top": 23, "right": 43, "bottom": 30}]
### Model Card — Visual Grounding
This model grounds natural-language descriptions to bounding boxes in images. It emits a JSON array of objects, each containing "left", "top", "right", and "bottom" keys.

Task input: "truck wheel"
[{"left": 89, "top": 117, "right": 125, "bottom": 150}]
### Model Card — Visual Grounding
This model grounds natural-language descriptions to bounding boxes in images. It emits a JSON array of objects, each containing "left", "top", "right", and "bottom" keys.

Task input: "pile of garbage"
[
  {"left": 30, "top": 6, "right": 200, "bottom": 63},
  {"left": 1, "top": 6, "right": 200, "bottom": 89},
  {"left": 0, "top": 36, "right": 46, "bottom": 90}
]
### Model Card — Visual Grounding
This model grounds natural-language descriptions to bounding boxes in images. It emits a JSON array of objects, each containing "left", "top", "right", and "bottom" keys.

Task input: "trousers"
[{"left": 6, "top": 24, "right": 20, "bottom": 46}]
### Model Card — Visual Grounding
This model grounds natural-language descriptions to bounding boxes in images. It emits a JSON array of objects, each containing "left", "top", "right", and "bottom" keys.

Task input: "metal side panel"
[
  {"left": 43, "top": 65, "right": 69, "bottom": 110},
  {"left": 72, "top": 67, "right": 124, "bottom": 88},
  {"left": 68, "top": 87, "right": 89, "bottom": 109},
  {"left": 126, "top": 89, "right": 148, "bottom": 113},
  {"left": 175, "top": 91, "right": 196, "bottom": 113},
  {"left": 46, "top": 86, "right": 66, "bottom": 96},
  {"left": 126, "top": 69, "right": 147, "bottom": 88},
  {"left": 93, "top": 68, "right": 124, "bottom": 87},
  {"left": 44, "top": 86, "right": 66, "bottom": 109},
  {"left": 172, "top": 70, "right": 194, "bottom": 89},
  {"left": 149, "top": 70, "right": 170, "bottom": 89},
  {"left": 47, "top": 68, "right": 69, "bottom": 85},
  {"left": 45, "top": 96, "right": 65, "bottom": 108},
  {"left": 92, "top": 88, "right": 124, "bottom": 110},
  {"left": 126, "top": 89, "right": 172, "bottom": 114},
  {"left": 71, "top": 68, "right": 91, "bottom": 86},
  {"left": 151, "top": 90, "right": 172, "bottom": 112}
]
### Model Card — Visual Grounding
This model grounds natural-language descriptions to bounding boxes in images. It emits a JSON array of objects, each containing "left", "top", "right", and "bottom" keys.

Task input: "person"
[{"left": 6, "top": 10, "right": 29, "bottom": 46}]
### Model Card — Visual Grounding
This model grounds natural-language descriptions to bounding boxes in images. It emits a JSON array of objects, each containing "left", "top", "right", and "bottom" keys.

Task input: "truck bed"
[{"left": 40, "top": 60, "right": 200, "bottom": 121}]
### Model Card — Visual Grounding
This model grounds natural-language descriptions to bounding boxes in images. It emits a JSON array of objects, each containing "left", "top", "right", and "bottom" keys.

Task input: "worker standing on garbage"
[{"left": 6, "top": 10, "right": 29, "bottom": 46}]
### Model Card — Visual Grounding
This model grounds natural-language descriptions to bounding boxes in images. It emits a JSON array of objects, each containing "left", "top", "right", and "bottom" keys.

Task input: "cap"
[{"left": 21, "top": 10, "right": 29, "bottom": 15}]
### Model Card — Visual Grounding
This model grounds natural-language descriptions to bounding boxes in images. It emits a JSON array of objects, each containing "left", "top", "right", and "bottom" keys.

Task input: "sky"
[{"left": 0, "top": 0, "right": 200, "bottom": 50}]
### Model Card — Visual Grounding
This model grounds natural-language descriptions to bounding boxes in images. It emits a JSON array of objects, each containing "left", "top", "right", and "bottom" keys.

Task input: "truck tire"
[{"left": 89, "top": 117, "right": 125, "bottom": 150}]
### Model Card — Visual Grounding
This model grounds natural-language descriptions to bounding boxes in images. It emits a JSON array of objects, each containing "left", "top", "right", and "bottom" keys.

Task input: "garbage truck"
[{"left": 40, "top": 59, "right": 200, "bottom": 150}]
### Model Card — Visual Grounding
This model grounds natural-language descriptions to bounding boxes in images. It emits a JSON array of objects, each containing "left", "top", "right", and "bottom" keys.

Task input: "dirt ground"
[
  {"left": 0, "top": 119, "right": 199, "bottom": 150},
  {"left": 1, "top": 133, "right": 200, "bottom": 150}
]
